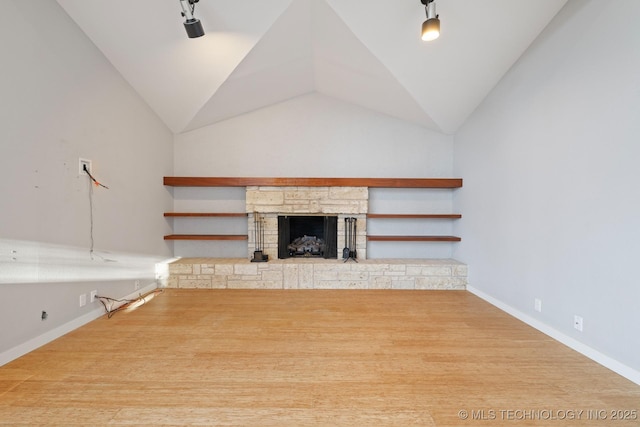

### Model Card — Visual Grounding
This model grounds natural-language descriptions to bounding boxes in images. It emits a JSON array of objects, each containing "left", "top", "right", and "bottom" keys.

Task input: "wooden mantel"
[{"left": 163, "top": 177, "right": 462, "bottom": 188}]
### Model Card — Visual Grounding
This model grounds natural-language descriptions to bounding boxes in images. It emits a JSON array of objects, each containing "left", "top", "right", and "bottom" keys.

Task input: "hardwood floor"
[{"left": 1, "top": 289, "right": 638, "bottom": 426}]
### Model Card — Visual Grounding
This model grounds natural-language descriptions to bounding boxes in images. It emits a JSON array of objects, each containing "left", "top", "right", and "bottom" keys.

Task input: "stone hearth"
[{"left": 168, "top": 258, "right": 467, "bottom": 290}]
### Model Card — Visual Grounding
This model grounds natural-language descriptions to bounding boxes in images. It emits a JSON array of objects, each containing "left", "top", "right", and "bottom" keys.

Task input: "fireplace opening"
[{"left": 278, "top": 215, "right": 338, "bottom": 259}]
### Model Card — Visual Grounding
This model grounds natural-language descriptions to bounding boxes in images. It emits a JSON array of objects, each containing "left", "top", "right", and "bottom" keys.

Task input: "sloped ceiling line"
[
  {"left": 56, "top": 0, "right": 569, "bottom": 135},
  {"left": 186, "top": 0, "right": 440, "bottom": 133}
]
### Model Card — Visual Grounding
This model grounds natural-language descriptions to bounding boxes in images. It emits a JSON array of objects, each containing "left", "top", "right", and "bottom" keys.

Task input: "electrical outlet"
[
  {"left": 90, "top": 290, "right": 97, "bottom": 303},
  {"left": 79, "top": 293, "right": 87, "bottom": 307},
  {"left": 134, "top": 280, "right": 140, "bottom": 291},
  {"left": 79, "top": 158, "right": 92, "bottom": 175},
  {"left": 534, "top": 298, "right": 542, "bottom": 312},
  {"left": 574, "top": 315, "right": 583, "bottom": 332}
]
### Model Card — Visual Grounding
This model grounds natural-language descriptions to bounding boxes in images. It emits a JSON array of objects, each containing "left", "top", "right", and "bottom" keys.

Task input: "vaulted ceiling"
[{"left": 57, "top": 0, "right": 567, "bottom": 135}]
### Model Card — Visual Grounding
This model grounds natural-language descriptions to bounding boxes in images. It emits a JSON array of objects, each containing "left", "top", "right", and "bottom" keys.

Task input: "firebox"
[{"left": 278, "top": 215, "right": 338, "bottom": 259}]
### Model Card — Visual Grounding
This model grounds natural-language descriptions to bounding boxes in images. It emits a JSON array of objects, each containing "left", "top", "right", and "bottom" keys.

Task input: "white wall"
[
  {"left": 174, "top": 93, "right": 453, "bottom": 177},
  {"left": 0, "top": 1, "right": 173, "bottom": 360},
  {"left": 454, "top": 0, "right": 640, "bottom": 380}
]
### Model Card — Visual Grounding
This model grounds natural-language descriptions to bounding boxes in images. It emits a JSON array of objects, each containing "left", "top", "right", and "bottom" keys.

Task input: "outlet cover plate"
[
  {"left": 574, "top": 315, "right": 583, "bottom": 332},
  {"left": 534, "top": 298, "right": 542, "bottom": 312},
  {"left": 79, "top": 158, "right": 92, "bottom": 175}
]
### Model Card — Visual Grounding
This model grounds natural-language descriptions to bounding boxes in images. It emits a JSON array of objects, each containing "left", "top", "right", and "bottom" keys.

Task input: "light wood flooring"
[{"left": 1, "top": 289, "right": 638, "bottom": 426}]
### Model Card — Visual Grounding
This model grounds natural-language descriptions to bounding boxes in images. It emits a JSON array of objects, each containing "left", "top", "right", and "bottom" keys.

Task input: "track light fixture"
[
  {"left": 420, "top": 0, "right": 440, "bottom": 41},
  {"left": 179, "top": 0, "right": 205, "bottom": 39}
]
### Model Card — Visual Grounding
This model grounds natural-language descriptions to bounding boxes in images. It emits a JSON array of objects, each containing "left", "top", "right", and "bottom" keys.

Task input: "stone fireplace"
[
  {"left": 246, "top": 186, "right": 368, "bottom": 260},
  {"left": 167, "top": 178, "right": 468, "bottom": 290}
]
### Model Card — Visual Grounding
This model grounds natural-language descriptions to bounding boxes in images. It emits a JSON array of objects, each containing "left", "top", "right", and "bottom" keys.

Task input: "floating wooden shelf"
[
  {"left": 164, "top": 234, "right": 248, "bottom": 241},
  {"left": 163, "top": 177, "right": 464, "bottom": 255},
  {"left": 164, "top": 177, "right": 462, "bottom": 188},
  {"left": 367, "top": 214, "right": 462, "bottom": 219},
  {"left": 367, "top": 235, "right": 461, "bottom": 242},
  {"left": 164, "top": 212, "right": 247, "bottom": 217}
]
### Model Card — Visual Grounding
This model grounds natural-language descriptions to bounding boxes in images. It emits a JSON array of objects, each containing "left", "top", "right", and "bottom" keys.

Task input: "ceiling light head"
[
  {"left": 179, "top": 0, "right": 205, "bottom": 39},
  {"left": 422, "top": 17, "right": 440, "bottom": 41},
  {"left": 420, "top": 0, "right": 440, "bottom": 41},
  {"left": 184, "top": 18, "right": 205, "bottom": 38}
]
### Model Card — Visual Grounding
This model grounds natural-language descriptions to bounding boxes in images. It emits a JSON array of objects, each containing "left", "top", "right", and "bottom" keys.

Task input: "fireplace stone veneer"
[
  {"left": 246, "top": 186, "right": 368, "bottom": 260},
  {"left": 168, "top": 258, "right": 467, "bottom": 290}
]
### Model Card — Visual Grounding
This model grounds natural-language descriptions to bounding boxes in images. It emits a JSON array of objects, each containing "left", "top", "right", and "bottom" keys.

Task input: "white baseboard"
[
  {"left": 467, "top": 285, "right": 640, "bottom": 386},
  {"left": 0, "top": 283, "right": 158, "bottom": 367}
]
